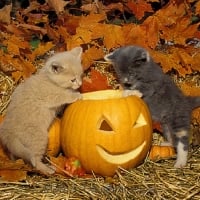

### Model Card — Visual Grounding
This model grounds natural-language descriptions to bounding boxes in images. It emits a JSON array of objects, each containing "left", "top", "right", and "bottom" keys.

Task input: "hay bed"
[
  {"left": 0, "top": 146, "right": 199, "bottom": 200},
  {"left": 0, "top": 63, "right": 200, "bottom": 200}
]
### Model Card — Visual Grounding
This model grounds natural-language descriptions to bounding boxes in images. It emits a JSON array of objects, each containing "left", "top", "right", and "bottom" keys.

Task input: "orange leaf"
[
  {"left": 127, "top": 0, "right": 153, "bottom": 20},
  {"left": 49, "top": 155, "right": 67, "bottom": 175},
  {"left": 178, "top": 81, "right": 200, "bottom": 124},
  {"left": 0, "top": 149, "right": 30, "bottom": 182},
  {"left": 82, "top": 47, "right": 104, "bottom": 70},
  {"left": 0, "top": 169, "right": 27, "bottom": 182},
  {"left": 11, "top": 59, "right": 36, "bottom": 82},
  {"left": 32, "top": 42, "right": 55, "bottom": 59},
  {"left": 3, "top": 35, "right": 30, "bottom": 56},
  {"left": 142, "top": 16, "right": 160, "bottom": 49},
  {"left": 0, "top": 4, "right": 11, "bottom": 24},
  {"left": 152, "top": 121, "right": 162, "bottom": 132},
  {"left": 80, "top": 69, "right": 111, "bottom": 93},
  {"left": 195, "top": 1, "right": 200, "bottom": 14},
  {"left": 122, "top": 24, "right": 148, "bottom": 48},
  {"left": 46, "top": 0, "right": 69, "bottom": 14},
  {"left": 79, "top": 13, "right": 106, "bottom": 26},
  {"left": 150, "top": 48, "right": 193, "bottom": 76},
  {"left": 103, "top": 24, "right": 125, "bottom": 50}
]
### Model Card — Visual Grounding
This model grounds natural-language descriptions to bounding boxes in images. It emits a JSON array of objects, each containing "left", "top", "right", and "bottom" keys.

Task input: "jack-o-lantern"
[{"left": 61, "top": 90, "right": 152, "bottom": 176}]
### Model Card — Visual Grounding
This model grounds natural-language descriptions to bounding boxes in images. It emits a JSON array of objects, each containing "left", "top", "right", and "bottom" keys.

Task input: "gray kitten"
[
  {"left": 0, "top": 47, "right": 83, "bottom": 174},
  {"left": 104, "top": 45, "right": 200, "bottom": 168}
]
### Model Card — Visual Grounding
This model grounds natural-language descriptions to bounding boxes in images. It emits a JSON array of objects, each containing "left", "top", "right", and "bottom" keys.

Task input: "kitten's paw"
[
  {"left": 174, "top": 160, "right": 187, "bottom": 168},
  {"left": 78, "top": 93, "right": 83, "bottom": 100},
  {"left": 68, "top": 91, "right": 82, "bottom": 102},
  {"left": 174, "top": 151, "right": 188, "bottom": 168},
  {"left": 122, "top": 89, "right": 143, "bottom": 98},
  {"left": 35, "top": 161, "right": 56, "bottom": 175}
]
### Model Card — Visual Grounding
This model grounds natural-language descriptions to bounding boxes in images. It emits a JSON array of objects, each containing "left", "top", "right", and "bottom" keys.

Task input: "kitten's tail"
[{"left": 187, "top": 96, "right": 200, "bottom": 109}]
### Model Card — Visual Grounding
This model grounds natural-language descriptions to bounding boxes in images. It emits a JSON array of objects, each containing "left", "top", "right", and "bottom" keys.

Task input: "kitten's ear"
[
  {"left": 50, "top": 62, "right": 64, "bottom": 73},
  {"left": 69, "top": 47, "right": 83, "bottom": 59}
]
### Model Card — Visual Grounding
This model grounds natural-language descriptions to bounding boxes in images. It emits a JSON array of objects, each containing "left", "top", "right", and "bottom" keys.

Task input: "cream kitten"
[{"left": 0, "top": 47, "right": 83, "bottom": 174}]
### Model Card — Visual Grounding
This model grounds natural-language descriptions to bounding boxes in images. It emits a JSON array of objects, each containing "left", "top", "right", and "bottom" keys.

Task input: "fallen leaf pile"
[{"left": 0, "top": 0, "right": 200, "bottom": 181}]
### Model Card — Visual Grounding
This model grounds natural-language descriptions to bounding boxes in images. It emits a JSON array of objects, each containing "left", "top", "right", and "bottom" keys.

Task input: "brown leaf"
[
  {"left": 122, "top": 24, "right": 148, "bottom": 48},
  {"left": 81, "top": 0, "right": 105, "bottom": 14},
  {"left": 105, "top": 2, "right": 124, "bottom": 13},
  {"left": 82, "top": 47, "right": 104, "bottom": 70},
  {"left": 195, "top": 1, "right": 200, "bottom": 14},
  {"left": 150, "top": 48, "right": 193, "bottom": 76},
  {"left": 0, "top": 170, "right": 27, "bottom": 182},
  {"left": 0, "top": 4, "right": 12, "bottom": 24},
  {"left": 80, "top": 69, "right": 112, "bottom": 93},
  {"left": 0, "top": 145, "right": 29, "bottom": 181},
  {"left": 103, "top": 24, "right": 125, "bottom": 50},
  {"left": 79, "top": 13, "right": 106, "bottom": 26},
  {"left": 46, "top": 0, "right": 70, "bottom": 14},
  {"left": 32, "top": 42, "right": 55, "bottom": 59},
  {"left": 17, "top": 24, "right": 47, "bottom": 35},
  {"left": 126, "top": 0, "right": 153, "bottom": 20},
  {"left": 3, "top": 35, "right": 30, "bottom": 56},
  {"left": 142, "top": 16, "right": 160, "bottom": 49},
  {"left": 178, "top": 82, "right": 200, "bottom": 124},
  {"left": 5, "top": 24, "right": 27, "bottom": 37}
]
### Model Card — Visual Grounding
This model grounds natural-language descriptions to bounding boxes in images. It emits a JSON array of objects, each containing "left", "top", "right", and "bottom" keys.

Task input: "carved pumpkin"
[
  {"left": 61, "top": 90, "right": 152, "bottom": 176},
  {"left": 149, "top": 145, "right": 175, "bottom": 161},
  {"left": 47, "top": 118, "right": 61, "bottom": 156}
]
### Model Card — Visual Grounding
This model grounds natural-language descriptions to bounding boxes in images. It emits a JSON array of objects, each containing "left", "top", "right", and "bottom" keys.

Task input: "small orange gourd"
[
  {"left": 61, "top": 90, "right": 153, "bottom": 176},
  {"left": 47, "top": 118, "right": 61, "bottom": 157},
  {"left": 149, "top": 145, "right": 176, "bottom": 161}
]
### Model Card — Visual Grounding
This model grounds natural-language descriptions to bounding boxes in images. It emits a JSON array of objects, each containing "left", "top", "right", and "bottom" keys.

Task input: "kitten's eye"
[
  {"left": 134, "top": 58, "right": 146, "bottom": 65},
  {"left": 51, "top": 63, "right": 64, "bottom": 73},
  {"left": 71, "top": 78, "right": 77, "bottom": 83}
]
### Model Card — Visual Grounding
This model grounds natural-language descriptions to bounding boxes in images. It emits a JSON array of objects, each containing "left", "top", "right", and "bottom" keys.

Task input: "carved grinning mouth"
[{"left": 96, "top": 141, "right": 146, "bottom": 165}]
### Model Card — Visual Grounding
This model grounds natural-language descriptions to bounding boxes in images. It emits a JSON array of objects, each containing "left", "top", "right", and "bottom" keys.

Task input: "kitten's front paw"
[
  {"left": 78, "top": 93, "right": 83, "bottom": 100},
  {"left": 174, "top": 159, "right": 187, "bottom": 168},
  {"left": 123, "top": 89, "right": 143, "bottom": 98},
  {"left": 35, "top": 162, "right": 56, "bottom": 175},
  {"left": 71, "top": 91, "right": 82, "bottom": 102}
]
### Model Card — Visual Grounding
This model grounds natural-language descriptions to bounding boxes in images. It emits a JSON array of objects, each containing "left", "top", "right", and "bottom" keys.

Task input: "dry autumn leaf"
[
  {"left": 0, "top": 170, "right": 27, "bottom": 182},
  {"left": 127, "top": 0, "right": 153, "bottom": 20},
  {"left": 122, "top": 24, "right": 148, "bottom": 48},
  {"left": 32, "top": 42, "right": 55, "bottom": 59},
  {"left": 82, "top": 47, "right": 104, "bottom": 70},
  {"left": 0, "top": 0, "right": 200, "bottom": 182},
  {"left": 0, "top": 4, "right": 11, "bottom": 24},
  {"left": 142, "top": 16, "right": 160, "bottom": 49},
  {"left": 80, "top": 69, "right": 112, "bottom": 93},
  {"left": 0, "top": 144, "right": 31, "bottom": 182},
  {"left": 3, "top": 34, "right": 31, "bottom": 56},
  {"left": 46, "top": 0, "right": 70, "bottom": 14}
]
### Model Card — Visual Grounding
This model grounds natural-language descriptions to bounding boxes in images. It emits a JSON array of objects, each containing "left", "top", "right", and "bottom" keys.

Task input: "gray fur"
[
  {"left": 104, "top": 45, "right": 200, "bottom": 168},
  {"left": 0, "top": 47, "right": 83, "bottom": 174}
]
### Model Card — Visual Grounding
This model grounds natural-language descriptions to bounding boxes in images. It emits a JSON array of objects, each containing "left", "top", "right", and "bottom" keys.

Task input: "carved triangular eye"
[
  {"left": 133, "top": 113, "right": 147, "bottom": 128},
  {"left": 98, "top": 118, "right": 113, "bottom": 131}
]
